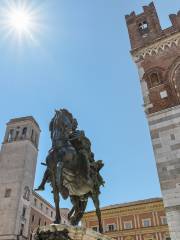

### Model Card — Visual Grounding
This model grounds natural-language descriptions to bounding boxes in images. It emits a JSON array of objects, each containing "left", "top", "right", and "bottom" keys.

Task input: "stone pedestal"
[{"left": 34, "top": 224, "right": 113, "bottom": 240}]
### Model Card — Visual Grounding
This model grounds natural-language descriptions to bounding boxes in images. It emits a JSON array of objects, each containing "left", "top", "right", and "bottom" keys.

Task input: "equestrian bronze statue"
[{"left": 36, "top": 109, "right": 105, "bottom": 233}]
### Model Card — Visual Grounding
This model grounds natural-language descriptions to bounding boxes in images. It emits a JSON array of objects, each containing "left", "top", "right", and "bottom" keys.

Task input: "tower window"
[
  {"left": 149, "top": 72, "right": 160, "bottom": 88},
  {"left": 8, "top": 129, "right": 14, "bottom": 142},
  {"left": 139, "top": 21, "right": 149, "bottom": 34},
  {"left": 31, "top": 130, "right": 34, "bottom": 141},
  {"left": 14, "top": 129, "right": 20, "bottom": 140},
  {"left": 4, "top": 188, "right": 12, "bottom": 198},
  {"left": 22, "top": 127, "right": 27, "bottom": 139}
]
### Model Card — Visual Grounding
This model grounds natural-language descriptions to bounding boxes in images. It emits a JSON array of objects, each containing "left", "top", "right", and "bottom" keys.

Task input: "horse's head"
[{"left": 52, "top": 109, "right": 77, "bottom": 142}]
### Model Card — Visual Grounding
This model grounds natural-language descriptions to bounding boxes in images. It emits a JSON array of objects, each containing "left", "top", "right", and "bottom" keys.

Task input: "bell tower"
[
  {"left": 126, "top": 2, "right": 180, "bottom": 239},
  {"left": 0, "top": 116, "right": 40, "bottom": 240}
]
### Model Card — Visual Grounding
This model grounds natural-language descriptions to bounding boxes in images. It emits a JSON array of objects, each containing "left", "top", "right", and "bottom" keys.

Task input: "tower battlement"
[
  {"left": 3, "top": 116, "right": 40, "bottom": 149},
  {"left": 126, "top": 2, "right": 180, "bottom": 51},
  {"left": 169, "top": 11, "right": 180, "bottom": 30}
]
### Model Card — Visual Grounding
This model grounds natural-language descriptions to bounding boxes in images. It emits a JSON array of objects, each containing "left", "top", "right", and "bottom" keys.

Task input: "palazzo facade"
[{"left": 82, "top": 198, "right": 170, "bottom": 240}]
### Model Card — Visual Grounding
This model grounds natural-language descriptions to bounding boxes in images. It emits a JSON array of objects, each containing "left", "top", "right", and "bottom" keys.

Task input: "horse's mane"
[{"left": 61, "top": 109, "right": 74, "bottom": 122}]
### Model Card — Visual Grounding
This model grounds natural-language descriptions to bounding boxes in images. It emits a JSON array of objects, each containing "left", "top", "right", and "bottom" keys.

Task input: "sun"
[
  {"left": 0, "top": 1, "right": 42, "bottom": 44},
  {"left": 8, "top": 8, "right": 32, "bottom": 34}
]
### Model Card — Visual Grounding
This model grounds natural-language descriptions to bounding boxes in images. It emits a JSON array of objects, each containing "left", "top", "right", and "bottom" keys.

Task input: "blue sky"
[{"left": 0, "top": 0, "right": 180, "bottom": 210}]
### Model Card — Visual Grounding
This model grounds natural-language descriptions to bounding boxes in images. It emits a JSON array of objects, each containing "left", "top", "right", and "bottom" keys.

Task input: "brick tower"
[
  {"left": 0, "top": 117, "right": 40, "bottom": 240},
  {"left": 126, "top": 2, "right": 180, "bottom": 239}
]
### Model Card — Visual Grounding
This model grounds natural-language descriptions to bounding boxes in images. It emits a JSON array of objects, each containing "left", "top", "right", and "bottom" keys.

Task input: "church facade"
[{"left": 126, "top": 2, "right": 180, "bottom": 239}]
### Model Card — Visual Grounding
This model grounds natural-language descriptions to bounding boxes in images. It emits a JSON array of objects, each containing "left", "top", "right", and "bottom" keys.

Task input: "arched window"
[
  {"left": 31, "top": 129, "right": 34, "bottom": 141},
  {"left": 15, "top": 131, "right": 19, "bottom": 140},
  {"left": 8, "top": 129, "right": 14, "bottom": 142},
  {"left": 171, "top": 63, "right": 180, "bottom": 99},
  {"left": 139, "top": 21, "right": 149, "bottom": 35},
  {"left": 150, "top": 72, "right": 160, "bottom": 87},
  {"left": 22, "top": 127, "right": 27, "bottom": 139}
]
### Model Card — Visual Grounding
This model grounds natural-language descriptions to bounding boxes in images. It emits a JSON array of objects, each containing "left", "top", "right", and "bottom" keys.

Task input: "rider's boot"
[
  {"left": 35, "top": 184, "right": 45, "bottom": 191},
  {"left": 35, "top": 169, "right": 49, "bottom": 191}
]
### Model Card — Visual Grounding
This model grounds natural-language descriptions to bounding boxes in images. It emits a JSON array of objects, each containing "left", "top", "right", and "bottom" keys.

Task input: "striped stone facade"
[
  {"left": 148, "top": 106, "right": 180, "bottom": 239},
  {"left": 125, "top": 2, "right": 180, "bottom": 239}
]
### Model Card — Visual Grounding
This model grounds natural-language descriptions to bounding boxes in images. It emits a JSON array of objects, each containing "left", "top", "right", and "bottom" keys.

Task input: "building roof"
[
  {"left": 32, "top": 190, "right": 69, "bottom": 213},
  {"left": 7, "top": 116, "right": 40, "bottom": 130},
  {"left": 32, "top": 191, "right": 55, "bottom": 210},
  {"left": 85, "top": 197, "right": 163, "bottom": 214}
]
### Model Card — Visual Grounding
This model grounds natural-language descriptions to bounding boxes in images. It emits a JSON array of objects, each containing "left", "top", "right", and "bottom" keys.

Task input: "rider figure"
[{"left": 36, "top": 109, "right": 104, "bottom": 194}]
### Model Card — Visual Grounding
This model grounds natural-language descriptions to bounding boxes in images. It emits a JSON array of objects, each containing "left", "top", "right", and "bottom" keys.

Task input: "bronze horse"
[{"left": 36, "top": 109, "right": 104, "bottom": 233}]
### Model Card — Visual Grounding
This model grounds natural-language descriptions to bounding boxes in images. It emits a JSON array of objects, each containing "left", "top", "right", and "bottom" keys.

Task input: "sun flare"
[
  {"left": 8, "top": 8, "right": 32, "bottom": 34},
  {"left": 0, "top": 1, "right": 42, "bottom": 44}
]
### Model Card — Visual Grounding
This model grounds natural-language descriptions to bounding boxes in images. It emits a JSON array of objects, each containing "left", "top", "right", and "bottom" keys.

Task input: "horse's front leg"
[{"left": 91, "top": 194, "right": 103, "bottom": 233}]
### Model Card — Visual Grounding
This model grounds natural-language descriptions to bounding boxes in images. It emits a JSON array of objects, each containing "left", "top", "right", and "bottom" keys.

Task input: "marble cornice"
[
  {"left": 83, "top": 203, "right": 164, "bottom": 219},
  {"left": 131, "top": 32, "right": 180, "bottom": 62}
]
